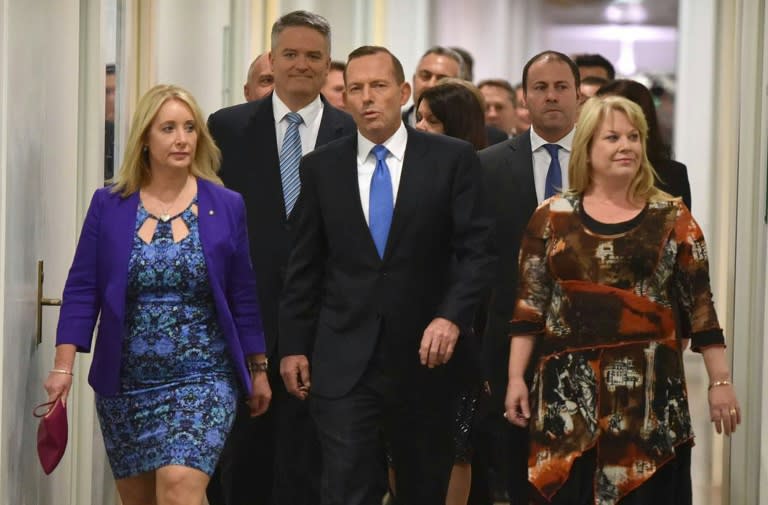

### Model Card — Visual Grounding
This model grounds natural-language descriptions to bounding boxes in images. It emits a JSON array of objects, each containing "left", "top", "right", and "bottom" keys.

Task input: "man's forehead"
[
  {"left": 481, "top": 85, "right": 512, "bottom": 98},
  {"left": 418, "top": 54, "right": 459, "bottom": 72}
]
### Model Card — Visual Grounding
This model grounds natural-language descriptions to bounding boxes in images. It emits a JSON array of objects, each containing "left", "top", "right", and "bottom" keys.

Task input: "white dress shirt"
[
  {"left": 273, "top": 93, "right": 324, "bottom": 154},
  {"left": 530, "top": 127, "right": 575, "bottom": 203},
  {"left": 357, "top": 122, "right": 408, "bottom": 225}
]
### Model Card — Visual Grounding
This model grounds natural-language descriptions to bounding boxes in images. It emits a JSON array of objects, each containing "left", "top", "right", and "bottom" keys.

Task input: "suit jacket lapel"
[
  {"left": 315, "top": 100, "right": 347, "bottom": 148},
  {"left": 383, "top": 128, "right": 427, "bottom": 259},
  {"left": 106, "top": 191, "right": 139, "bottom": 320},
  {"left": 511, "top": 130, "right": 538, "bottom": 215},
  {"left": 196, "top": 179, "right": 224, "bottom": 295},
  {"left": 337, "top": 136, "right": 382, "bottom": 259},
  {"left": 246, "top": 96, "right": 286, "bottom": 219}
]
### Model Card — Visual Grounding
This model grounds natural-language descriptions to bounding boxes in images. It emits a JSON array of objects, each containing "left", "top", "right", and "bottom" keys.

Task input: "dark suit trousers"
[
  {"left": 310, "top": 363, "right": 455, "bottom": 505},
  {"left": 213, "top": 392, "right": 275, "bottom": 505},
  {"left": 212, "top": 369, "right": 321, "bottom": 505},
  {"left": 481, "top": 320, "right": 530, "bottom": 505}
]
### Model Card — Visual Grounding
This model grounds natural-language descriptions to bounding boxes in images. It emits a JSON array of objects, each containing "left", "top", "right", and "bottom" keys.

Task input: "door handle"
[{"left": 37, "top": 260, "right": 62, "bottom": 346}]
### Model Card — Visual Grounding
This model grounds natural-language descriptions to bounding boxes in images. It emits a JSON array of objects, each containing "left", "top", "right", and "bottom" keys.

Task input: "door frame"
[{"left": 0, "top": 0, "right": 107, "bottom": 503}]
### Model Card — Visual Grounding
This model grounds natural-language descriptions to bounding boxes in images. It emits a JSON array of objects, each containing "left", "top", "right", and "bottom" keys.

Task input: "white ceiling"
[{"left": 544, "top": 0, "right": 679, "bottom": 27}]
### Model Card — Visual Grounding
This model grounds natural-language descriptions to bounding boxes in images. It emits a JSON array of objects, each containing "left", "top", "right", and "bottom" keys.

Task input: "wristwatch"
[{"left": 247, "top": 359, "right": 269, "bottom": 374}]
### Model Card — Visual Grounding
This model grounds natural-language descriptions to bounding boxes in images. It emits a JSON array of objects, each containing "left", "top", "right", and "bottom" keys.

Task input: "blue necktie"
[
  {"left": 369, "top": 145, "right": 393, "bottom": 258},
  {"left": 279, "top": 112, "right": 304, "bottom": 216},
  {"left": 543, "top": 143, "right": 562, "bottom": 199}
]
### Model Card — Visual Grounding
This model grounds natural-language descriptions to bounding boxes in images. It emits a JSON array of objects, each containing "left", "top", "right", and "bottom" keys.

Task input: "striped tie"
[{"left": 279, "top": 112, "right": 304, "bottom": 216}]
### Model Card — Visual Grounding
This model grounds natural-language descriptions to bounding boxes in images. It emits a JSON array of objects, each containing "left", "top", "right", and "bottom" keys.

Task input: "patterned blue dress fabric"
[{"left": 95, "top": 199, "right": 237, "bottom": 479}]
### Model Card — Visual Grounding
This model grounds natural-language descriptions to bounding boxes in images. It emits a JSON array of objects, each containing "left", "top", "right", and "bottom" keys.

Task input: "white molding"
[
  {"left": 0, "top": 0, "right": 8, "bottom": 498},
  {"left": 729, "top": 1, "right": 768, "bottom": 504},
  {"left": 74, "top": 1, "right": 110, "bottom": 505}
]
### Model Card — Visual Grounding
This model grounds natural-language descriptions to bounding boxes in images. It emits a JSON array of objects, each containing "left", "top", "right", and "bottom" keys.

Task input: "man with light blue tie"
[
  {"left": 477, "top": 50, "right": 581, "bottom": 505},
  {"left": 207, "top": 10, "right": 355, "bottom": 505},
  {"left": 279, "top": 46, "right": 495, "bottom": 505}
]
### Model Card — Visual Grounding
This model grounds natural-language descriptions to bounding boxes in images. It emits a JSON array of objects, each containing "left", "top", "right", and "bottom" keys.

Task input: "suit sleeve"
[
  {"left": 55, "top": 190, "right": 104, "bottom": 351},
  {"left": 278, "top": 158, "right": 327, "bottom": 357},
  {"left": 226, "top": 193, "right": 266, "bottom": 355},
  {"left": 436, "top": 145, "right": 497, "bottom": 330}
]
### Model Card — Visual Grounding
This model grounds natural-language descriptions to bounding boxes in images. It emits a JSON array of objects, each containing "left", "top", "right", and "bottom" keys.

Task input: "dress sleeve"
[
  {"left": 509, "top": 202, "right": 554, "bottom": 336},
  {"left": 672, "top": 203, "right": 725, "bottom": 351}
]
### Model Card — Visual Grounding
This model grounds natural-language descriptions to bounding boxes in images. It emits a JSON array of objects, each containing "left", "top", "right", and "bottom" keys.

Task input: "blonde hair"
[
  {"left": 567, "top": 95, "right": 669, "bottom": 202},
  {"left": 111, "top": 84, "right": 222, "bottom": 196}
]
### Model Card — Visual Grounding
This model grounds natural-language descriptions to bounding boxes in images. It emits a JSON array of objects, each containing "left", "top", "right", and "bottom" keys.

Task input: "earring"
[{"left": 142, "top": 145, "right": 148, "bottom": 153}]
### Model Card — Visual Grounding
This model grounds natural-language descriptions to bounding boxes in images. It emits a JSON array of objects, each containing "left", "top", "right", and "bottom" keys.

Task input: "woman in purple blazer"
[{"left": 44, "top": 84, "right": 270, "bottom": 505}]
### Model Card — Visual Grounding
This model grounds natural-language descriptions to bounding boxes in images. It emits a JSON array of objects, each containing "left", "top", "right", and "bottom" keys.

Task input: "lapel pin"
[{"left": 209, "top": 209, "right": 215, "bottom": 216}]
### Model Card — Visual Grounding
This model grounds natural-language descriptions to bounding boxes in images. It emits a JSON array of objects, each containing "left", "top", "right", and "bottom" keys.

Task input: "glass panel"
[{"left": 104, "top": 0, "right": 118, "bottom": 184}]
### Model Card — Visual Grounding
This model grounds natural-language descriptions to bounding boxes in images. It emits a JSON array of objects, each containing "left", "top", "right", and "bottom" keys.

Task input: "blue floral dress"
[{"left": 95, "top": 199, "right": 238, "bottom": 479}]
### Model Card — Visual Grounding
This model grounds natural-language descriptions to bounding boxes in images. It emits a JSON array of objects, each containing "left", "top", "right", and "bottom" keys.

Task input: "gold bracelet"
[
  {"left": 708, "top": 380, "right": 731, "bottom": 390},
  {"left": 49, "top": 368, "right": 73, "bottom": 376}
]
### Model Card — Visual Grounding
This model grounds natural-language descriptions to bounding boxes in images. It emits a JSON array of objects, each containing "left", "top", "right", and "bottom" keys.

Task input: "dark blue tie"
[
  {"left": 543, "top": 143, "right": 562, "bottom": 199},
  {"left": 279, "top": 112, "right": 304, "bottom": 216},
  {"left": 369, "top": 145, "right": 393, "bottom": 258}
]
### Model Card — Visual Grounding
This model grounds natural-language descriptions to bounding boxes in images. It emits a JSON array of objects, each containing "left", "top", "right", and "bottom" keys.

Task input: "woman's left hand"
[
  {"left": 248, "top": 372, "right": 272, "bottom": 417},
  {"left": 708, "top": 384, "right": 740, "bottom": 435}
]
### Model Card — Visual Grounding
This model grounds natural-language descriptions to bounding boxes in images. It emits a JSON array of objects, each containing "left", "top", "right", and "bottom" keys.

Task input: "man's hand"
[
  {"left": 280, "top": 354, "right": 311, "bottom": 400},
  {"left": 418, "top": 317, "right": 460, "bottom": 368}
]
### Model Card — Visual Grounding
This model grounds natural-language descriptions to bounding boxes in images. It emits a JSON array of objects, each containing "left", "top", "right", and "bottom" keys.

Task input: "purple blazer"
[{"left": 56, "top": 178, "right": 265, "bottom": 397}]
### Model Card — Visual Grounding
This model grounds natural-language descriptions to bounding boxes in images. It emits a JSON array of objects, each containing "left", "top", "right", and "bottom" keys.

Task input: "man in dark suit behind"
[
  {"left": 279, "top": 46, "right": 495, "bottom": 505},
  {"left": 478, "top": 51, "right": 581, "bottom": 505},
  {"left": 207, "top": 10, "right": 355, "bottom": 505}
]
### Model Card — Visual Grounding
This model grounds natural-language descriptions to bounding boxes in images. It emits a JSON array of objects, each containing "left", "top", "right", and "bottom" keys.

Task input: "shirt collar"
[
  {"left": 530, "top": 126, "right": 575, "bottom": 153},
  {"left": 272, "top": 92, "right": 323, "bottom": 125},
  {"left": 357, "top": 122, "right": 408, "bottom": 164}
]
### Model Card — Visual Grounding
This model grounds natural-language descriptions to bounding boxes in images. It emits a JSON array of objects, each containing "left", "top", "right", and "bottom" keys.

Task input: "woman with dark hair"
[
  {"left": 597, "top": 79, "right": 692, "bottom": 209},
  {"left": 416, "top": 78, "right": 488, "bottom": 151}
]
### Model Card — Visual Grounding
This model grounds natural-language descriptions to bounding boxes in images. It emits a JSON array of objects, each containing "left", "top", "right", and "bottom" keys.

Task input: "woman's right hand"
[
  {"left": 44, "top": 371, "right": 73, "bottom": 406},
  {"left": 504, "top": 377, "right": 531, "bottom": 428}
]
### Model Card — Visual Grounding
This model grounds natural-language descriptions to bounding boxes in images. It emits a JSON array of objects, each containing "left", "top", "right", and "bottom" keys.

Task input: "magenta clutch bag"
[{"left": 33, "top": 397, "right": 68, "bottom": 474}]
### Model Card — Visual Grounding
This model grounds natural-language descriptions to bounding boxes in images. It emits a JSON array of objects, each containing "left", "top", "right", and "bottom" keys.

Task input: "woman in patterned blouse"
[{"left": 502, "top": 95, "right": 739, "bottom": 505}]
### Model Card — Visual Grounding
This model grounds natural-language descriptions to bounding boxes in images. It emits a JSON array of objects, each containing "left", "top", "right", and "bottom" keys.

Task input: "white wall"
[
  {"left": 154, "top": 0, "right": 230, "bottom": 116},
  {"left": 432, "top": 0, "right": 543, "bottom": 84}
]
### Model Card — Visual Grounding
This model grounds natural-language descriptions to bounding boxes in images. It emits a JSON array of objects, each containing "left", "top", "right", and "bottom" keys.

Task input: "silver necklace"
[{"left": 153, "top": 176, "right": 189, "bottom": 222}]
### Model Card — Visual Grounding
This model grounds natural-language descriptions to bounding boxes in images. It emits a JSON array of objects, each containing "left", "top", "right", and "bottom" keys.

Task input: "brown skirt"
[{"left": 530, "top": 441, "right": 692, "bottom": 505}]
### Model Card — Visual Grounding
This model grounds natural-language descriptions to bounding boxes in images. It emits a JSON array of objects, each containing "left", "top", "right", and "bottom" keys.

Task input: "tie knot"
[
  {"left": 543, "top": 143, "right": 560, "bottom": 157},
  {"left": 285, "top": 112, "right": 303, "bottom": 125},
  {"left": 372, "top": 145, "right": 389, "bottom": 162}
]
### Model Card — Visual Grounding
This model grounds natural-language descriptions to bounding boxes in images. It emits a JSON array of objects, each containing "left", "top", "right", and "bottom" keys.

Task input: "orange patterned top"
[{"left": 510, "top": 194, "right": 723, "bottom": 505}]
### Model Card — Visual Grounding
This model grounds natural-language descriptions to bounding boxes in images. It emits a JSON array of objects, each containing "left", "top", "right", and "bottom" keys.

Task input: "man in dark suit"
[
  {"left": 478, "top": 50, "right": 581, "bottom": 505},
  {"left": 279, "top": 45, "right": 495, "bottom": 505},
  {"left": 207, "top": 10, "right": 355, "bottom": 505}
]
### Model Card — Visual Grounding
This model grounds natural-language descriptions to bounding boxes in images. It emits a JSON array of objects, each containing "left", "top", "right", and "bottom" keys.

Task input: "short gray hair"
[
  {"left": 420, "top": 46, "right": 465, "bottom": 78},
  {"left": 271, "top": 10, "right": 331, "bottom": 54}
]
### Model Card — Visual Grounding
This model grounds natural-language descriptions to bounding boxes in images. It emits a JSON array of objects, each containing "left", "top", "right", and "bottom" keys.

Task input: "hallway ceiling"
[{"left": 544, "top": 0, "right": 679, "bottom": 27}]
